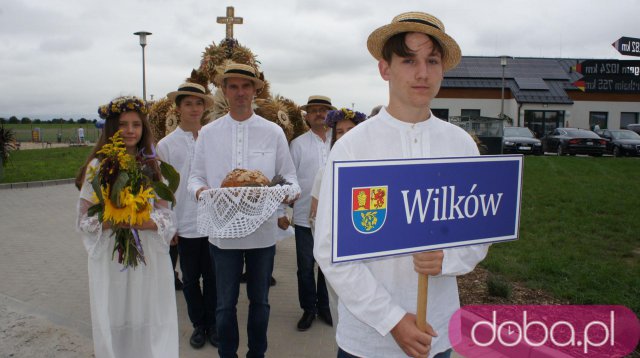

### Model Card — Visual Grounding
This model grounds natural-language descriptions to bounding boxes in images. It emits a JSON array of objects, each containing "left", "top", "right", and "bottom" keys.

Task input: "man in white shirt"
[
  {"left": 290, "top": 95, "right": 335, "bottom": 331},
  {"left": 157, "top": 82, "right": 217, "bottom": 350},
  {"left": 314, "top": 12, "right": 489, "bottom": 358},
  {"left": 188, "top": 63, "right": 298, "bottom": 358}
]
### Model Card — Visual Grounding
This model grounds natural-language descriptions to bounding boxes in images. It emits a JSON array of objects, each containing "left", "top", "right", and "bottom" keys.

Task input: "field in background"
[
  {"left": 482, "top": 156, "right": 640, "bottom": 314},
  {"left": 3, "top": 123, "right": 101, "bottom": 144},
  {"left": 0, "top": 147, "right": 93, "bottom": 183}
]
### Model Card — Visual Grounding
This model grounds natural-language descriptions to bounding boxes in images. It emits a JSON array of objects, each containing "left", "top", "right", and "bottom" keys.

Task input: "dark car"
[
  {"left": 542, "top": 128, "right": 606, "bottom": 156},
  {"left": 627, "top": 123, "right": 640, "bottom": 135},
  {"left": 595, "top": 129, "right": 640, "bottom": 157},
  {"left": 502, "top": 127, "right": 543, "bottom": 155}
]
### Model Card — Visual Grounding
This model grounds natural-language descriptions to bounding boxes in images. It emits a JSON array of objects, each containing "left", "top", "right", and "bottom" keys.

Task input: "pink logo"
[{"left": 449, "top": 305, "right": 640, "bottom": 357}]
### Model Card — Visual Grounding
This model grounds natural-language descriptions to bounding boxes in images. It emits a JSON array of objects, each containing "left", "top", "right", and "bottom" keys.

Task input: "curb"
[{"left": 0, "top": 178, "right": 75, "bottom": 190}]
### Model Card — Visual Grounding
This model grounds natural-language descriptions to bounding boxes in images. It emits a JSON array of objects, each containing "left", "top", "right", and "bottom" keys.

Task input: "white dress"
[{"left": 76, "top": 159, "right": 178, "bottom": 358}]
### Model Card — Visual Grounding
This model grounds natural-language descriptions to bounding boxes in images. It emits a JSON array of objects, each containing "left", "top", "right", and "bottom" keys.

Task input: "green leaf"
[
  {"left": 152, "top": 181, "right": 176, "bottom": 208},
  {"left": 91, "top": 173, "right": 103, "bottom": 202},
  {"left": 87, "top": 203, "right": 103, "bottom": 217},
  {"left": 110, "top": 172, "right": 129, "bottom": 206},
  {"left": 159, "top": 161, "right": 180, "bottom": 194}
]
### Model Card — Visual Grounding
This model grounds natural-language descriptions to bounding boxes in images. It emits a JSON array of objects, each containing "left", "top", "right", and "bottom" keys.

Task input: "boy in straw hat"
[
  {"left": 188, "top": 62, "right": 299, "bottom": 358},
  {"left": 314, "top": 12, "right": 489, "bottom": 358},
  {"left": 290, "top": 95, "right": 336, "bottom": 331},
  {"left": 157, "top": 82, "right": 218, "bottom": 349}
]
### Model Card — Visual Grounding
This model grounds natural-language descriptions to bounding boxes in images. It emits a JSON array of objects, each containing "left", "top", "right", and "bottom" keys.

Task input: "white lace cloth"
[{"left": 197, "top": 184, "right": 300, "bottom": 239}]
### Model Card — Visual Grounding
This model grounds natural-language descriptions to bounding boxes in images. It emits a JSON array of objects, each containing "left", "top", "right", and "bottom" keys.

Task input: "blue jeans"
[
  {"left": 295, "top": 226, "right": 329, "bottom": 313},
  {"left": 178, "top": 236, "right": 216, "bottom": 330},
  {"left": 337, "top": 348, "right": 452, "bottom": 358},
  {"left": 211, "top": 244, "right": 275, "bottom": 358}
]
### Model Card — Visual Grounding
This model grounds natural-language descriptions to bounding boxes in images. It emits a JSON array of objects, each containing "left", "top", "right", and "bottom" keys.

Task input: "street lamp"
[
  {"left": 499, "top": 55, "right": 508, "bottom": 119},
  {"left": 134, "top": 31, "right": 152, "bottom": 102}
]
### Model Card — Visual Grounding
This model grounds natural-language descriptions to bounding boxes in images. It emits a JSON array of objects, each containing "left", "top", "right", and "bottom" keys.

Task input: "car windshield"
[
  {"left": 565, "top": 129, "right": 599, "bottom": 139},
  {"left": 504, "top": 127, "right": 534, "bottom": 137},
  {"left": 611, "top": 130, "right": 640, "bottom": 140}
]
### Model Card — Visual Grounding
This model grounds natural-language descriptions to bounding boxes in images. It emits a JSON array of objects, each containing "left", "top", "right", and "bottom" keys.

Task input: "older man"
[
  {"left": 290, "top": 95, "right": 336, "bottom": 331},
  {"left": 188, "top": 63, "right": 298, "bottom": 358}
]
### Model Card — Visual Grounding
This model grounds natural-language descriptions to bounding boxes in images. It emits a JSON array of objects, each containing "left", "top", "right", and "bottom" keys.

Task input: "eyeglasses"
[{"left": 307, "top": 108, "right": 329, "bottom": 115}]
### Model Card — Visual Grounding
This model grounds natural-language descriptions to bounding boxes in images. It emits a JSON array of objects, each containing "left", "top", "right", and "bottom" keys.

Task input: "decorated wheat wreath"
[
  {"left": 147, "top": 35, "right": 308, "bottom": 143},
  {"left": 197, "top": 169, "right": 300, "bottom": 239}
]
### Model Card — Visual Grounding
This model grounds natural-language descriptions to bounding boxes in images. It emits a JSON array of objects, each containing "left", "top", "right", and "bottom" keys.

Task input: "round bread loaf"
[{"left": 220, "top": 168, "right": 270, "bottom": 187}]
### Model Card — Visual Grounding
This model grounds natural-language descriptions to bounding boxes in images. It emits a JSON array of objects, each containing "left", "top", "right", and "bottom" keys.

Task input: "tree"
[
  {"left": 21, "top": 117, "right": 31, "bottom": 124},
  {"left": 33, "top": 119, "right": 42, "bottom": 124},
  {"left": 0, "top": 118, "right": 5, "bottom": 124},
  {"left": 8, "top": 116, "right": 18, "bottom": 124},
  {"left": 78, "top": 117, "right": 88, "bottom": 124},
  {"left": 67, "top": 118, "right": 75, "bottom": 124}
]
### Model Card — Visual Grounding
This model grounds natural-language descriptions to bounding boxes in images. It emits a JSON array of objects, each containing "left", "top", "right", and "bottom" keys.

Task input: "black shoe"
[
  {"left": 297, "top": 312, "right": 315, "bottom": 331},
  {"left": 189, "top": 326, "right": 206, "bottom": 349},
  {"left": 270, "top": 276, "right": 276, "bottom": 286},
  {"left": 206, "top": 327, "right": 219, "bottom": 347},
  {"left": 174, "top": 277, "right": 183, "bottom": 291},
  {"left": 240, "top": 272, "right": 247, "bottom": 283},
  {"left": 318, "top": 308, "right": 333, "bottom": 327}
]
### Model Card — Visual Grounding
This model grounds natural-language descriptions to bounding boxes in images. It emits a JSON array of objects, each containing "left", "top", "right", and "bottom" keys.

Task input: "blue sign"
[{"left": 331, "top": 155, "right": 523, "bottom": 263}]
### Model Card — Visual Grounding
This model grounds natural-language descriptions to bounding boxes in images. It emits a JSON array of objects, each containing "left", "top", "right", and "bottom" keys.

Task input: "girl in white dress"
[{"left": 76, "top": 96, "right": 178, "bottom": 358}]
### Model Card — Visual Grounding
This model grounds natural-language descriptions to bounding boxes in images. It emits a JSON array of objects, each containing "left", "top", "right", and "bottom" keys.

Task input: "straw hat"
[
  {"left": 167, "top": 82, "right": 214, "bottom": 109},
  {"left": 214, "top": 63, "right": 264, "bottom": 89},
  {"left": 300, "top": 95, "right": 336, "bottom": 111},
  {"left": 366, "top": 12, "right": 461, "bottom": 71}
]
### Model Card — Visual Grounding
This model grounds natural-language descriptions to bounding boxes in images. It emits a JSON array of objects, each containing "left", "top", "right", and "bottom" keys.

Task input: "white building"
[{"left": 432, "top": 56, "right": 640, "bottom": 138}]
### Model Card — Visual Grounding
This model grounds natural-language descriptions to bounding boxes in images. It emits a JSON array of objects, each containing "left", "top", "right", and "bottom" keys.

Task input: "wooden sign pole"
[{"left": 416, "top": 273, "right": 428, "bottom": 331}]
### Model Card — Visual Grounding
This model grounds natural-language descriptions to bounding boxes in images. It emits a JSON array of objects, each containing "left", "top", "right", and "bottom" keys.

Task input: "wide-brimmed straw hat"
[
  {"left": 366, "top": 12, "right": 461, "bottom": 71},
  {"left": 300, "top": 95, "right": 336, "bottom": 111},
  {"left": 214, "top": 63, "right": 264, "bottom": 89},
  {"left": 167, "top": 82, "right": 214, "bottom": 109}
]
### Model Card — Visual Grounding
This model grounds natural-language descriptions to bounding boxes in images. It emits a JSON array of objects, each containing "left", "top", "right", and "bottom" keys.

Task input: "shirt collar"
[{"left": 379, "top": 106, "right": 438, "bottom": 130}]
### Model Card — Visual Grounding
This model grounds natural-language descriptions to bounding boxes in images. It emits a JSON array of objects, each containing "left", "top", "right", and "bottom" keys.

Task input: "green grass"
[
  {"left": 482, "top": 156, "right": 640, "bottom": 314},
  {"left": 0, "top": 147, "right": 93, "bottom": 183}
]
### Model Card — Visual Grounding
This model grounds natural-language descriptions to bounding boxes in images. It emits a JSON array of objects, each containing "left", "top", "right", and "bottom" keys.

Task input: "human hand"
[
  {"left": 282, "top": 193, "right": 300, "bottom": 205},
  {"left": 170, "top": 235, "right": 179, "bottom": 246},
  {"left": 413, "top": 250, "right": 444, "bottom": 276},
  {"left": 118, "top": 220, "right": 157, "bottom": 231},
  {"left": 277, "top": 216, "right": 290, "bottom": 230},
  {"left": 390, "top": 314, "right": 438, "bottom": 358},
  {"left": 196, "top": 186, "right": 210, "bottom": 200}
]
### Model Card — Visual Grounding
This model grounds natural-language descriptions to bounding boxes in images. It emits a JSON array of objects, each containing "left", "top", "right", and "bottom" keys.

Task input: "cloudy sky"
[{"left": 1, "top": 0, "right": 637, "bottom": 121}]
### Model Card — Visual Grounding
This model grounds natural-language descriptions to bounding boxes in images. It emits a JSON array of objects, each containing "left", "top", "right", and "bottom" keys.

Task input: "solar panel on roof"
[{"left": 515, "top": 77, "right": 549, "bottom": 90}]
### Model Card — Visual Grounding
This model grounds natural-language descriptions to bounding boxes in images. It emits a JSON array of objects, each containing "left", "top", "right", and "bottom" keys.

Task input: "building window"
[
  {"left": 620, "top": 112, "right": 639, "bottom": 129},
  {"left": 589, "top": 112, "right": 608, "bottom": 130},
  {"left": 432, "top": 108, "right": 449, "bottom": 120},
  {"left": 523, "top": 110, "right": 565, "bottom": 138},
  {"left": 461, "top": 109, "right": 481, "bottom": 118}
]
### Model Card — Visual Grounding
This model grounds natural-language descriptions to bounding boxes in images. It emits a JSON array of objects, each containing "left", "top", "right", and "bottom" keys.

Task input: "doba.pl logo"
[{"left": 449, "top": 305, "right": 640, "bottom": 357}]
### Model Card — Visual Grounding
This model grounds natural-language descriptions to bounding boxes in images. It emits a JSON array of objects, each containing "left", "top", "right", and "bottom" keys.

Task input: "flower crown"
[
  {"left": 98, "top": 96, "right": 148, "bottom": 119},
  {"left": 324, "top": 108, "right": 367, "bottom": 128}
]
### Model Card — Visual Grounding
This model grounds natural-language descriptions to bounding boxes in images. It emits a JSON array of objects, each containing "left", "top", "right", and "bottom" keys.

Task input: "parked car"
[
  {"left": 502, "top": 127, "right": 543, "bottom": 155},
  {"left": 542, "top": 128, "right": 606, "bottom": 156},
  {"left": 595, "top": 129, "right": 640, "bottom": 157},
  {"left": 627, "top": 123, "right": 640, "bottom": 135}
]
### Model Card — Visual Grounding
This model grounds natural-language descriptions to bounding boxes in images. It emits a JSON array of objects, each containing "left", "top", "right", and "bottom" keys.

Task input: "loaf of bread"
[{"left": 220, "top": 168, "right": 270, "bottom": 188}]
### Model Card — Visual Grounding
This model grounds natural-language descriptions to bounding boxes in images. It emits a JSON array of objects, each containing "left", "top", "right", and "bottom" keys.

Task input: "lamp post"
[
  {"left": 134, "top": 31, "right": 152, "bottom": 102},
  {"left": 500, "top": 56, "right": 508, "bottom": 119}
]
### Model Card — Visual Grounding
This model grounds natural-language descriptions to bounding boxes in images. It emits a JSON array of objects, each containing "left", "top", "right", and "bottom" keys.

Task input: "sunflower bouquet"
[{"left": 87, "top": 130, "right": 178, "bottom": 269}]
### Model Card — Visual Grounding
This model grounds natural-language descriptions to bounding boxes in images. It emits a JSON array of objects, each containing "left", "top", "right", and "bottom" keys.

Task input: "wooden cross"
[{"left": 217, "top": 6, "right": 243, "bottom": 39}]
